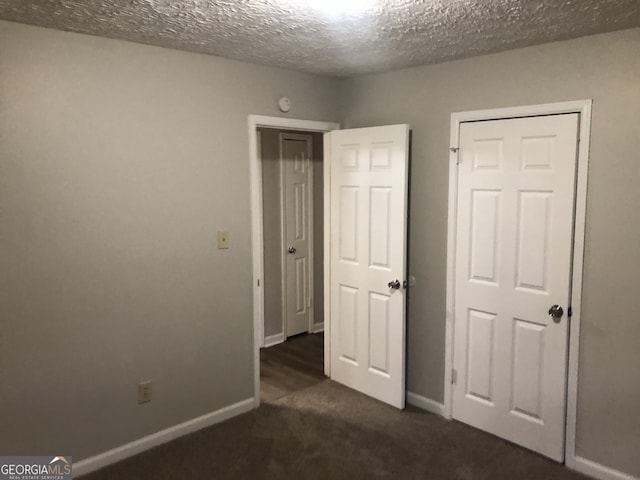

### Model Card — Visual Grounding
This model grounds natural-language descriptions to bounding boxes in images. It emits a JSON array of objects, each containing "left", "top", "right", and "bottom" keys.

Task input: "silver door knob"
[
  {"left": 548, "top": 304, "right": 564, "bottom": 322},
  {"left": 388, "top": 279, "right": 401, "bottom": 290},
  {"left": 287, "top": 246, "right": 296, "bottom": 254}
]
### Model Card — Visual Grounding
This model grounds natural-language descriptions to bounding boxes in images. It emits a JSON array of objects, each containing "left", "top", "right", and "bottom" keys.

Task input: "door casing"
[
  {"left": 248, "top": 115, "right": 340, "bottom": 408},
  {"left": 444, "top": 100, "right": 592, "bottom": 466}
]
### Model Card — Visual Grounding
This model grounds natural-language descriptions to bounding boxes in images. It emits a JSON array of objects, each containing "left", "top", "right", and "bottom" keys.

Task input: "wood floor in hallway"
[{"left": 260, "top": 332, "right": 325, "bottom": 402}]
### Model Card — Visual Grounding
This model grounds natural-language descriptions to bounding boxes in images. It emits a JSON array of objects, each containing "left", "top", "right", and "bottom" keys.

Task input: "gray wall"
[
  {"left": 0, "top": 20, "right": 339, "bottom": 460},
  {"left": 340, "top": 27, "right": 640, "bottom": 476},
  {"left": 259, "top": 128, "right": 324, "bottom": 339}
]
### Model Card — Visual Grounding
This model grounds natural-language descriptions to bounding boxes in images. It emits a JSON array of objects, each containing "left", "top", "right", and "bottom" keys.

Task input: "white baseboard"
[
  {"left": 74, "top": 397, "right": 255, "bottom": 477},
  {"left": 264, "top": 333, "right": 285, "bottom": 348},
  {"left": 568, "top": 456, "right": 638, "bottom": 480},
  {"left": 406, "top": 391, "right": 446, "bottom": 417},
  {"left": 313, "top": 323, "right": 324, "bottom": 333}
]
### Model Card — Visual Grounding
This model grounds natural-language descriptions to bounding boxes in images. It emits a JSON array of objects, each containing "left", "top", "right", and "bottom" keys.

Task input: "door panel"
[
  {"left": 369, "top": 292, "right": 391, "bottom": 374},
  {"left": 466, "top": 309, "right": 496, "bottom": 404},
  {"left": 511, "top": 318, "right": 545, "bottom": 420},
  {"left": 452, "top": 114, "right": 579, "bottom": 460},
  {"left": 329, "top": 124, "right": 409, "bottom": 409},
  {"left": 282, "top": 134, "right": 313, "bottom": 337},
  {"left": 338, "top": 285, "right": 358, "bottom": 362},
  {"left": 339, "top": 186, "right": 359, "bottom": 262},
  {"left": 370, "top": 187, "right": 392, "bottom": 268},
  {"left": 470, "top": 190, "right": 501, "bottom": 283}
]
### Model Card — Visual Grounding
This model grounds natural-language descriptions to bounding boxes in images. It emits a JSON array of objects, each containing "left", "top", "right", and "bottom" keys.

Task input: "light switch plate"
[
  {"left": 218, "top": 230, "right": 230, "bottom": 249},
  {"left": 138, "top": 380, "right": 152, "bottom": 404}
]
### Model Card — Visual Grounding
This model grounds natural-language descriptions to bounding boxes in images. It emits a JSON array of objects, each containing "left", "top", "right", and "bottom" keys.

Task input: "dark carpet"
[{"left": 83, "top": 378, "right": 588, "bottom": 479}]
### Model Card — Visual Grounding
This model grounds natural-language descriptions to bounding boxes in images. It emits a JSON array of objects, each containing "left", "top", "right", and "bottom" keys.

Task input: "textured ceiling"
[{"left": 0, "top": 1, "right": 639, "bottom": 77}]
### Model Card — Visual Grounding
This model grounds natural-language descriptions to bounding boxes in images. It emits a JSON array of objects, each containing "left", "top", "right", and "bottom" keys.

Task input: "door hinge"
[
  {"left": 568, "top": 306, "right": 572, "bottom": 318},
  {"left": 450, "top": 147, "right": 460, "bottom": 165},
  {"left": 451, "top": 369, "right": 457, "bottom": 385},
  {"left": 257, "top": 279, "right": 260, "bottom": 287}
]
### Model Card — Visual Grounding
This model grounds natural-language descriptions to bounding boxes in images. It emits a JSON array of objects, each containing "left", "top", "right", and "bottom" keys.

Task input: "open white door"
[
  {"left": 452, "top": 114, "right": 579, "bottom": 461},
  {"left": 328, "top": 124, "right": 409, "bottom": 409}
]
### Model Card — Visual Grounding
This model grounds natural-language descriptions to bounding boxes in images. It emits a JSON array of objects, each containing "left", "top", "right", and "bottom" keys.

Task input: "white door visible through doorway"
[
  {"left": 329, "top": 124, "right": 409, "bottom": 409},
  {"left": 452, "top": 114, "right": 579, "bottom": 461},
  {"left": 281, "top": 133, "right": 313, "bottom": 337}
]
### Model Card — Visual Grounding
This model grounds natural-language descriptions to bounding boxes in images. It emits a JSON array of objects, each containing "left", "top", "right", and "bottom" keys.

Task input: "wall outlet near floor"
[
  {"left": 217, "top": 230, "right": 230, "bottom": 249},
  {"left": 138, "top": 380, "right": 152, "bottom": 404}
]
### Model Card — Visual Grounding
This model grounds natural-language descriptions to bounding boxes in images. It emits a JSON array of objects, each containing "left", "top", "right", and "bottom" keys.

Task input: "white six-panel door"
[
  {"left": 452, "top": 114, "right": 579, "bottom": 460},
  {"left": 329, "top": 124, "right": 409, "bottom": 409},
  {"left": 281, "top": 133, "right": 313, "bottom": 337}
]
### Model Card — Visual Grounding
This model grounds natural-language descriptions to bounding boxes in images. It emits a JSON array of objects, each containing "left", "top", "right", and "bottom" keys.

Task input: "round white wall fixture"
[{"left": 278, "top": 97, "right": 291, "bottom": 113}]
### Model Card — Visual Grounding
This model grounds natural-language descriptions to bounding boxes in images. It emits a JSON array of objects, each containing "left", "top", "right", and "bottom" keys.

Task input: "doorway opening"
[
  {"left": 249, "top": 116, "right": 339, "bottom": 406},
  {"left": 257, "top": 127, "right": 325, "bottom": 402}
]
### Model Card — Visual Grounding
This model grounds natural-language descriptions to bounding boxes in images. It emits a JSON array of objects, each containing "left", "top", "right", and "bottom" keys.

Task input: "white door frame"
[
  {"left": 248, "top": 115, "right": 340, "bottom": 407},
  {"left": 444, "top": 100, "right": 592, "bottom": 465},
  {"left": 279, "top": 132, "right": 315, "bottom": 336}
]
